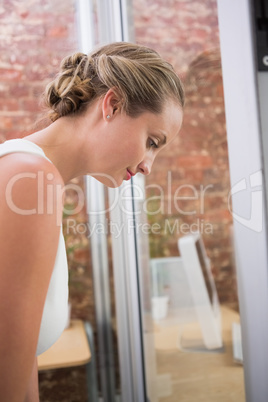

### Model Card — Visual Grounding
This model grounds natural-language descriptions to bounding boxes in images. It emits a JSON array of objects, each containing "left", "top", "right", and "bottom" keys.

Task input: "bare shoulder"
[
  {"left": 0, "top": 152, "right": 64, "bottom": 187},
  {"left": 0, "top": 153, "right": 64, "bottom": 400},
  {"left": 0, "top": 152, "right": 63, "bottom": 217},
  {"left": 0, "top": 152, "right": 64, "bottom": 264}
]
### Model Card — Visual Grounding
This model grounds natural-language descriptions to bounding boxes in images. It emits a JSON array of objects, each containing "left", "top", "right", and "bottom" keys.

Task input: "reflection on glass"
[{"left": 132, "top": 0, "right": 245, "bottom": 400}]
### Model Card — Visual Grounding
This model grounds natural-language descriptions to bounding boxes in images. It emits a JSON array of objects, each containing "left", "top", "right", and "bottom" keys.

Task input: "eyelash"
[{"left": 149, "top": 138, "right": 159, "bottom": 149}]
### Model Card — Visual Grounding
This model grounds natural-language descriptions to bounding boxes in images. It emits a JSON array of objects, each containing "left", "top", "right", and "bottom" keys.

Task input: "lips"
[{"left": 126, "top": 169, "right": 135, "bottom": 180}]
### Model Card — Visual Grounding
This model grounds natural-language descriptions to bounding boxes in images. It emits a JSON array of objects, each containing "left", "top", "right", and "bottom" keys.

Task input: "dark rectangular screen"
[{"left": 195, "top": 238, "right": 213, "bottom": 304}]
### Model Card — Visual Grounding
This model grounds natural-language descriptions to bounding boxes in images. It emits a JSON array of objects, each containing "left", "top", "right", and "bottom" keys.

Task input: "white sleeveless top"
[{"left": 0, "top": 139, "right": 69, "bottom": 355}]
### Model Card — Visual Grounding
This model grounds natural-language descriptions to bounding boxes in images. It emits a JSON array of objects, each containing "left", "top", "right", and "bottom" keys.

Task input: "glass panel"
[{"left": 132, "top": 1, "right": 245, "bottom": 400}]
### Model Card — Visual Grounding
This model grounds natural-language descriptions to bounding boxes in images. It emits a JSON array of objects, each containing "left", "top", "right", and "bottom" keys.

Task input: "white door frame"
[{"left": 217, "top": 1, "right": 268, "bottom": 400}]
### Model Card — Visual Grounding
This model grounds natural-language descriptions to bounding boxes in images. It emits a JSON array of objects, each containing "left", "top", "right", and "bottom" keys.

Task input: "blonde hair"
[{"left": 44, "top": 42, "right": 185, "bottom": 122}]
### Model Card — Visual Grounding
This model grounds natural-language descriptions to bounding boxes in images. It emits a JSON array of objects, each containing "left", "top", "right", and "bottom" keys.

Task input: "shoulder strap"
[{"left": 0, "top": 139, "right": 52, "bottom": 163}]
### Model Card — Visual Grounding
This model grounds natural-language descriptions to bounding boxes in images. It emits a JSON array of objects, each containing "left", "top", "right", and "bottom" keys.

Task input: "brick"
[
  {"left": 21, "top": 98, "right": 40, "bottom": 112},
  {"left": 0, "top": 116, "right": 13, "bottom": 130},
  {"left": 0, "top": 99, "right": 20, "bottom": 111},
  {"left": 177, "top": 155, "right": 213, "bottom": 168},
  {"left": 46, "top": 26, "right": 68, "bottom": 38},
  {"left": 7, "top": 83, "right": 30, "bottom": 97},
  {"left": 0, "top": 68, "right": 22, "bottom": 81},
  {"left": 5, "top": 130, "right": 25, "bottom": 140}
]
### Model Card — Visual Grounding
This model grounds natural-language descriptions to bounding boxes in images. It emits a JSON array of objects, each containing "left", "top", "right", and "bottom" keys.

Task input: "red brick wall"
[{"left": 0, "top": 0, "right": 77, "bottom": 139}]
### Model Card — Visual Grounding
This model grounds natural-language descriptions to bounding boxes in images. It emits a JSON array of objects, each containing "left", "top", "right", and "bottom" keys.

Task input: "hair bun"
[
  {"left": 60, "top": 53, "right": 87, "bottom": 72},
  {"left": 44, "top": 52, "right": 94, "bottom": 121}
]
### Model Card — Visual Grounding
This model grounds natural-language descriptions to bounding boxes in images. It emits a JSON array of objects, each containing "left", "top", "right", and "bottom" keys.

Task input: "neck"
[{"left": 24, "top": 114, "right": 96, "bottom": 184}]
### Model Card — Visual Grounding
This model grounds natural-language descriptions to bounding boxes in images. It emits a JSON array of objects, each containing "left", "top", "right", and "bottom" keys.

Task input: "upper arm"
[{"left": 0, "top": 153, "right": 64, "bottom": 400}]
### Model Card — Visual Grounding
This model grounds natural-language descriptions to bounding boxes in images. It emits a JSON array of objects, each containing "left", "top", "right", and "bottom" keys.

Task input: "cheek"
[
  {"left": 120, "top": 134, "right": 141, "bottom": 155},
  {"left": 110, "top": 125, "right": 145, "bottom": 164},
  {"left": 127, "top": 143, "right": 144, "bottom": 163}
]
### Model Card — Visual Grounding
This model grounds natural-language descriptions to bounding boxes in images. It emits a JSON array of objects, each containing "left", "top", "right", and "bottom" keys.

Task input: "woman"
[{"left": 0, "top": 42, "right": 184, "bottom": 401}]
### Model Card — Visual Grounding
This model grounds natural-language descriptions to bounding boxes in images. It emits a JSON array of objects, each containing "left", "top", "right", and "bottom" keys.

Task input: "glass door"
[
  {"left": 128, "top": 1, "right": 246, "bottom": 400},
  {"left": 81, "top": 0, "right": 268, "bottom": 401},
  {"left": 117, "top": 0, "right": 248, "bottom": 401}
]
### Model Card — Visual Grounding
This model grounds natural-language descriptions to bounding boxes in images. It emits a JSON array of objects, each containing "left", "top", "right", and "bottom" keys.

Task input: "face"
[{"left": 91, "top": 99, "right": 183, "bottom": 188}]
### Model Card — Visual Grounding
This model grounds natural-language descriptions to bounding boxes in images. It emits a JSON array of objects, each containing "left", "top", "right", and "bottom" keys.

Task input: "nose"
[{"left": 138, "top": 159, "right": 152, "bottom": 176}]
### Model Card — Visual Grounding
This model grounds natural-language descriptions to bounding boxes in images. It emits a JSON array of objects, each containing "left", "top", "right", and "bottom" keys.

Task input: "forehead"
[{"left": 146, "top": 100, "right": 183, "bottom": 140}]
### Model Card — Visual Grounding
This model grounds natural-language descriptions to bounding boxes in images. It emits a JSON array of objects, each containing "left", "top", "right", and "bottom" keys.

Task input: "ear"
[{"left": 102, "top": 88, "right": 122, "bottom": 121}]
